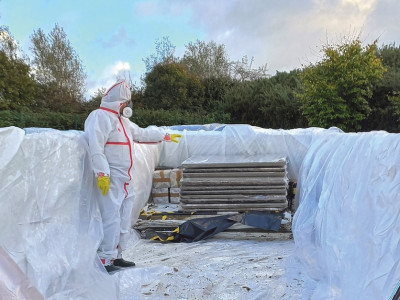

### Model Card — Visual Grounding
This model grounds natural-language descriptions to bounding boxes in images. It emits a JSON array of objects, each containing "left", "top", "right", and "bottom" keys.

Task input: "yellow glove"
[
  {"left": 170, "top": 134, "right": 182, "bottom": 143},
  {"left": 164, "top": 133, "right": 182, "bottom": 143},
  {"left": 97, "top": 175, "right": 110, "bottom": 195}
]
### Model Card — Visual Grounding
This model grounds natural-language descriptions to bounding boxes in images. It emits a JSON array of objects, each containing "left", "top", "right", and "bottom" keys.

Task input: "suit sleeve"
[{"left": 129, "top": 122, "right": 165, "bottom": 143}]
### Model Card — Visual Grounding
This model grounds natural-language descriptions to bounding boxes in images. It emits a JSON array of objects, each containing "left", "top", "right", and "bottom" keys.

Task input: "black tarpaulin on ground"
[{"left": 148, "top": 211, "right": 283, "bottom": 242}]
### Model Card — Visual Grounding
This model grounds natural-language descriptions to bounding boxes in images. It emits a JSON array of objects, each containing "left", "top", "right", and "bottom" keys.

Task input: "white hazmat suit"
[{"left": 84, "top": 80, "right": 166, "bottom": 267}]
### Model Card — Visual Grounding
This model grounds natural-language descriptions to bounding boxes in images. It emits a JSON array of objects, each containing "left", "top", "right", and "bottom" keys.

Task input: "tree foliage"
[
  {"left": 143, "top": 62, "right": 204, "bottom": 111},
  {"left": 0, "top": 27, "right": 36, "bottom": 110},
  {"left": 224, "top": 70, "right": 305, "bottom": 128},
  {"left": 362, "top": 43, "right": 400, "bottom": 131},
  {"left": 181, "top": 40, "right": 231, "bottom": 80},
  {"left": 231, "top": 55, "right": 268, "bottom": 82},
  {"left": 3, "top": 22, "right": 400, "bottom": 132},
  {"left": 298, "top": 38, "right": 386, "bottom": 131},
  {"left": 30, "top": 24, "right": 87, "bottom": 109},
  {"left": 0, "top": 26, "right": 19, "bottom": 59}
]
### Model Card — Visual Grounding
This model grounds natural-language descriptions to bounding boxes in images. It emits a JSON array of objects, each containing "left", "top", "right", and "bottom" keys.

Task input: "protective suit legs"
[
  {"left": 96, "top": 177, "right": 131, "bottom": 265},
  {"left": 118, "top": 195, "right": 134, "bottom": 257}
]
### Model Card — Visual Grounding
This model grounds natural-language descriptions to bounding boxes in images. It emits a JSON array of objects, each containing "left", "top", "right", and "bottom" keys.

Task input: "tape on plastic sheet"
[
  {"left": 169, "top": 187, "right": 180, "bottom": 204},
  {"left": 170, "top": 168, "right": 183, "bottom": 188},
  {"left": 152, "top": 169, "right": 171, "bottom": 188},
  {"left": 152, "top": 187, "right": 169, "bottom": 204}
]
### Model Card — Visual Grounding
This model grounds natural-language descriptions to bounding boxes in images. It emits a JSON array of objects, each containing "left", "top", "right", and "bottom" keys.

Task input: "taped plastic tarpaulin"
[
  {"left": 148, "top": 212, "right": 283, "bottom": 242},
  {"left": 292, "top": 130, "right": 400, "bottom": 300}
]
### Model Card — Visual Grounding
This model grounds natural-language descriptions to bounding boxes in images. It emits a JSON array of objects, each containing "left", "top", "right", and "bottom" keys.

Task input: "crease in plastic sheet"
[{"left": 292, "top": 131, "right": 400, "bottom": 300}]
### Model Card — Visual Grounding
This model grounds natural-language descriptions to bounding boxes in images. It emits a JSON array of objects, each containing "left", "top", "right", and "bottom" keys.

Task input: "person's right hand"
[
  {"left": 97, "top": 175, "right": 110, "bottom": 195},
  {"left": 164, "top": 133, "right": 182, "bottom": 143}
]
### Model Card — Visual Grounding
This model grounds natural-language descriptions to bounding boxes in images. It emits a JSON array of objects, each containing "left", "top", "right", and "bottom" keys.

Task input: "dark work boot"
[
  {"left": 113, "top": 258, "right": 136, "bottom": 268},
  {"left": 104, "top": 264, "right": 121, "bottom": 274}
]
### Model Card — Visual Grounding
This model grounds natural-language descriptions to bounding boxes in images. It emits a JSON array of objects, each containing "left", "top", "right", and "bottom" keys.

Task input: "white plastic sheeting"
[
  {"left": 0, "top": 247, "right": 44, "bottom": 299},
  {"left": 159, "top": 124, "right": 336, "bottom": 181},
  {"left": 1, "top": 124, "right": 400, "bottom": 299},
  {"left": 0, "top": 127, "right": 118, "bottom": 299},
  {"left": 292, "top": 130, "right": 400, "bottom": 299}
]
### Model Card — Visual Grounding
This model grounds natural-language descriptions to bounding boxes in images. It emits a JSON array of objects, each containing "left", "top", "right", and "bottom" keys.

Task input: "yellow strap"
[{"left": 150, "top": 235, "right": 175, "bottom": 242}]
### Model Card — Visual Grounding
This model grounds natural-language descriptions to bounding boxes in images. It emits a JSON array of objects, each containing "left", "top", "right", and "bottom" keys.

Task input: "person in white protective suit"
[{"left": 84, "top": 80, "right": 181, "bottom": 273}]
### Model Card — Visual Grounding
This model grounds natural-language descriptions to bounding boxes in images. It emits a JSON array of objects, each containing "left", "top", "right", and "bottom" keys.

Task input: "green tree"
[
  {"left": 181, "top": 40, "right": 234, "bottom": 113},
  {"left": 224, "top": 70, "right": 305, "bottom": 128},
  {"left": 30, "top": 24, "right": 87, "bottom": 111},
  {"left": 181, "top": 40, "right": 231, "bottom": 80},
  {"left": 298, "top": 38, "right": 386, "bottom": 131},
  {"left": 143, "top": 62, "right": 204, "bottom": 111},
  {"left": 259, "top": 70, "right": 306, "bottom": 128},
  {"left": 231, "top": 55, "right": 268, "bottom": 82},
  {"left": 0, "top": 27, "right": 36, "bottom": 110},
  {"left": 0, "top": 25, "right": 18, "bottom": 59},
  {"left": 362, "top": 43, "right": 400, "bottom": 132}
]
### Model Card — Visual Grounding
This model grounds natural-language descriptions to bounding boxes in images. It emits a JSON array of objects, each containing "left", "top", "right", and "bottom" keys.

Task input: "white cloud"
[
  {"left": 341, "top": 0, "right": 377, "bottom": 12},
  {"left": 86, "top": 61, "right": 132, "bottom": 99},
  {"left": 172, "top": 0, "right": 391, "bottom": 73},
  {"left": 109, "top": 61, "right": 131, "bottom": 78}
]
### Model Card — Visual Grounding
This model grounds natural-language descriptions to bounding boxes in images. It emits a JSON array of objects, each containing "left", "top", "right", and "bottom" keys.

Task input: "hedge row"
[
  {"left": 0, "top": 110, "right": 87, "bottom": 130},
  {"left": 0, "top": 108, "right": 231, "bottom": 131}
]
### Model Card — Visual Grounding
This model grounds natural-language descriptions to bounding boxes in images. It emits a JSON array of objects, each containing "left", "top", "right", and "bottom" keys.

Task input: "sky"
[{"left": 0, "top": 0, "right": 399, "bottom": 100}]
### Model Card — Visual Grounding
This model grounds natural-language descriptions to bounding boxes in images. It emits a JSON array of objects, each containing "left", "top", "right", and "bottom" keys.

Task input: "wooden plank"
[
  {"left": 211, "top": 231, "right": 292, "bottom": 241},
  {"left": 137, "top": 228, "right": 292, "bottom": 241},
  {"left": 180, "top": 202, "right": 288, "bottom": 210},
  {"left": 134, "top": 218, "right": 291, "bottom": 234}
]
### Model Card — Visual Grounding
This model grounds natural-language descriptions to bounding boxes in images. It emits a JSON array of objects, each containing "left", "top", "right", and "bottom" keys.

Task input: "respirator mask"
[{"left": 121, "top": 100, "right": 133, "bottom": 118}]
